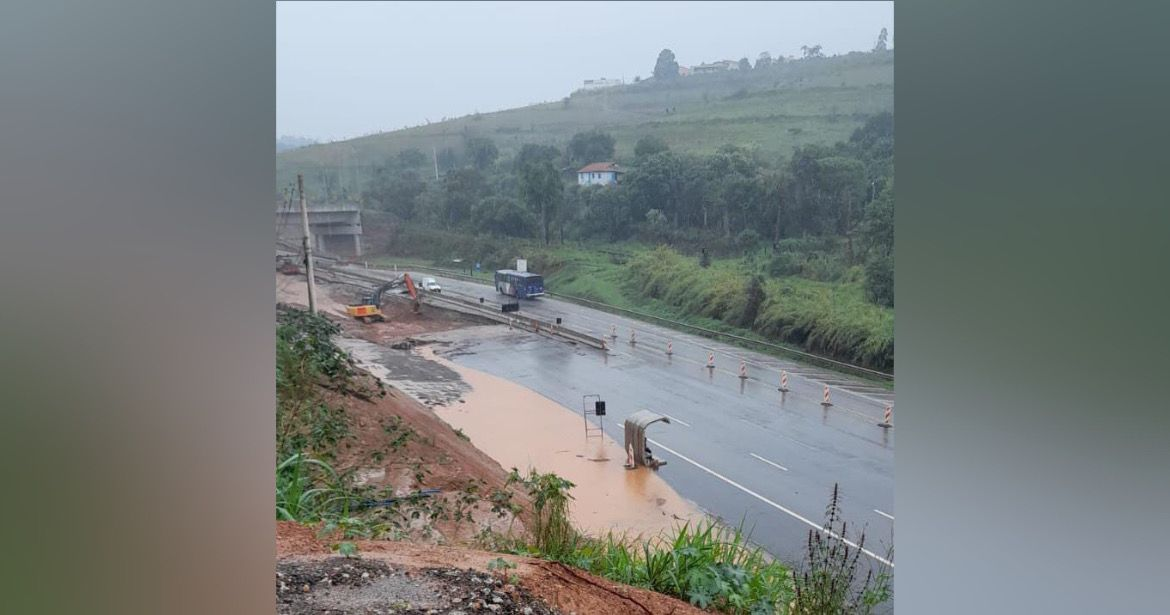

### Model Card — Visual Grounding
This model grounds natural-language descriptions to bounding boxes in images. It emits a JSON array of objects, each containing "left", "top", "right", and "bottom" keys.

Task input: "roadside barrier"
[
  {"left": 739, "top": 359, "right": 748, "bottom": 379},
  {"left": 630, "top": 328, "right": 637, "bottom": 345},
  {"left": 610, "top": 324, "right": 617, "bottom": 339},
  {"left": 879, "top": 405, "right": 893, "bottom": 428},
  {"left": 666, "top": 340, "right": 673, "bottom": 356},
  {"left": 779, "top": 370, "right": 789, "bottom": 392},
  {"left": 706, "top": 352, "right": 715, "bottom": 368},
  {"left": 821, "top": 385, "right": 833, "bottom": 407}
]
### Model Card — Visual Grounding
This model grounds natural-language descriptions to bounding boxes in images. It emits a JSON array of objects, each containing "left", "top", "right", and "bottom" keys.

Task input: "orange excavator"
[{"left": 346, "top": 273, "right": 419, "bottom": 323}]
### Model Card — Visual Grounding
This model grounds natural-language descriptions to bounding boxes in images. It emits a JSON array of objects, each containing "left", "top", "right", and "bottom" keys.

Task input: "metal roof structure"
[{"left": 624, "top": 410, "right": 671, "bottom": 468}]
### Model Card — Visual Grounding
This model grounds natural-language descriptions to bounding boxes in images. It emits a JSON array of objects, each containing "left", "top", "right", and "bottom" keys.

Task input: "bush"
[{"left": 864, "top": 254, "right": 893, "bottom": 307}]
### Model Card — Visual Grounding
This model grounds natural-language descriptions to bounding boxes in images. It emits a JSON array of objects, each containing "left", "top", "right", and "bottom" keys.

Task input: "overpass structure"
[{"left": 276, "top": 202, "right": 362, "bottom": 257}]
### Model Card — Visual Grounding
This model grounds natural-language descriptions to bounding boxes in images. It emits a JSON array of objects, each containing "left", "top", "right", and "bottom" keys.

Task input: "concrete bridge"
[{"left": 276, "top": 202, "right": 362, "bottom": 257}]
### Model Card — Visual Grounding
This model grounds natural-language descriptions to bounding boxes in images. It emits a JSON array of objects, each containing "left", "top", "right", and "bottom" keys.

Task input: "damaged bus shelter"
[{"left": 624, "top": 410, "right": 671, "bottom": 470}]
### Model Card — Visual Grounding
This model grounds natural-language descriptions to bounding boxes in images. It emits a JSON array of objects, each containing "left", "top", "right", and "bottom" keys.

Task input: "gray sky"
[{"left": 277, "top": 1, "right": 893, "bottom": 142}]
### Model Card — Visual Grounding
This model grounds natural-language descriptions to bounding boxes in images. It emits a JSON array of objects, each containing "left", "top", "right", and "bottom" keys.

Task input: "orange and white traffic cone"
[
  {"left": 821, "top": 385, "right": 833, "bottom": 407},
  {"left": 878, "top": 405, "right": 893, "bottom": 428},
  {"left": 610, "top": 324, "right": 617, "bottom": 339},
  {"left": 629, "top": 329, "right": 636, "bottom": 345},
  {"left": 739, "top": 359, "right": 748, "bottom": 379},
  {"left": 706, "top": 352, "right": 715, "bottom": 369},
  {"left": 666, "top": 340, "right": 673, "bottom": 356},
  {"left": 779, "top": 370, "right": 789, "bottom": 392}
]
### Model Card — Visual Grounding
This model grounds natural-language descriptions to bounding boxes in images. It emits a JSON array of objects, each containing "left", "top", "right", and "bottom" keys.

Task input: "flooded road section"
[{"left": 419, "top": 346, "right": 705, "bottom": 538}]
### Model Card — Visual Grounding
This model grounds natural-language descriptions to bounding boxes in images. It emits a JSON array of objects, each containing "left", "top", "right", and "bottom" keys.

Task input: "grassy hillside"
[{"left": 278, "top": 51, "right": 893, "bottom": 197}]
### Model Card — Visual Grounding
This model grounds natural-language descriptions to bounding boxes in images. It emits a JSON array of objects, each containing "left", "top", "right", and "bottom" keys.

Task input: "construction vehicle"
[{"left": 346, "top": 273, "right": 419, "bottom": 323}]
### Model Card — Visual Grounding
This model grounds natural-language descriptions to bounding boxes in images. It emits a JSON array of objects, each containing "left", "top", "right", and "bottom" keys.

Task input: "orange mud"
[{"left": 420, "top": 347, "right": 705, "bottom": 540}]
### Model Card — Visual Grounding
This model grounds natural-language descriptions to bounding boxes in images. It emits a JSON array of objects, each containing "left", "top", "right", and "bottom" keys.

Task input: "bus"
[{"left": 494, "top": 269, "right": 544, "bottom": 299}]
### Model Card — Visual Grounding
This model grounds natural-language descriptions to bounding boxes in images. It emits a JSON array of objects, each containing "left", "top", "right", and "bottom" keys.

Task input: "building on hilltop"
[
  {"left": 692, "top": 60, "right": 739, "bottom": 74},
  {"left": 580, "top": 77, "right": 624, "bottom": 91},
  {"left": 576, "top": 162, "right": 624, "bottom": 186},
  {"left": 678, "top": 65, "right": 692, "bottom": 77}
]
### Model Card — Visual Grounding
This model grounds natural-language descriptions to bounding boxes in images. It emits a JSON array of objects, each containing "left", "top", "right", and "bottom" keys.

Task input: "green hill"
[{"left": 277, "top": 51, "right": 893, "bottom": 198}]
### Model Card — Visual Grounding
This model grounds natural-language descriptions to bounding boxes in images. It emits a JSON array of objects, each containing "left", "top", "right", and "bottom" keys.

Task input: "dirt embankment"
[
  {"left": 277, "top": 272, "right": 708, "bottom": 614},
  {"left": 278, "top": 522, "right": 706, "bottom": 615}
]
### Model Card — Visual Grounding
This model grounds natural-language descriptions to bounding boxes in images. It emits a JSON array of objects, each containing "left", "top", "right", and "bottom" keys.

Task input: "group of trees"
[
  {"left": 360, "top": 112, "right": 894, "bottom": 306},
  {"left": 649, "top": 28, "right": 890, "bottom": 80}
]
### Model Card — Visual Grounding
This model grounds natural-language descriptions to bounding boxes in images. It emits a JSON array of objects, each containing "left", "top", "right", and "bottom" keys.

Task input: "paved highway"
[{"left": 337, "top": 262, "right": 895, "bottom": 572}]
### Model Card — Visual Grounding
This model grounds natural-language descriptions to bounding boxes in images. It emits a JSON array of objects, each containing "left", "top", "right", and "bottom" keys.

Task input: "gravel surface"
[{"left": 277, "top": 558, "right": 560, "bottom": 615}]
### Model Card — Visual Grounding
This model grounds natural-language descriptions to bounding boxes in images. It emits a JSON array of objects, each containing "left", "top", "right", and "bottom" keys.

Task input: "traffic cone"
[
  {"left": 666, "top": 340, "right": 673, "bottom": 356},
  {"left": 878, "top": 405, "right": 893, "bottom": 428},
  {"left": 779, "top": 370, "right": 789, "bottom": 392},
  {"left": 706, "top": 352, "right": 715, "bottom": 369},
  {"left": 820, "top": 385, "right": 833, "bottom": 407},
  {"left": 739, "top": 359, "right": 748, "bottom": 379}
]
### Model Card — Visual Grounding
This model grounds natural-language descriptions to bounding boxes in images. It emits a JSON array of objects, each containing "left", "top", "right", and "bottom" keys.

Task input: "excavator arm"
[{"left": 349, "top": 273, "right": 420, "bottom": 322}]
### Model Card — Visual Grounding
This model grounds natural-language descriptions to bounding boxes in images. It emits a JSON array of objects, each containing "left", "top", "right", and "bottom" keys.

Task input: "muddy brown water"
[{"left": 420, "top": 347, "right": 705, "bottom": 539}]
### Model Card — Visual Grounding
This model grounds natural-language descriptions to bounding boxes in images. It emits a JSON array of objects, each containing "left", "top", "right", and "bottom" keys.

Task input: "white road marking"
[
  {"left": 647, "top": 438, "right": 894, "bottom": 568},
  {"left": 750, "top": 453, "right": 789, "bottom": 472},
  {"left": 874, "top": 509, "right": 895, "bottom": 521},
  {"left": 779, "top": 433, "right": 819, "bottom": 452},
  {"left": 661, "top": 414, "right": 691, "bottom": 427}
]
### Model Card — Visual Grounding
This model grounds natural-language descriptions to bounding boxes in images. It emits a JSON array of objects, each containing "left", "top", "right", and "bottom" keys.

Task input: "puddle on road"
[{"left": 418, "top": 347, "right": 705, "bottom": 539}]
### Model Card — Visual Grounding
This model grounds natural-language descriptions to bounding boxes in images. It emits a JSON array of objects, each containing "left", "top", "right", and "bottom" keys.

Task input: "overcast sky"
[{"left": 277, "top": 1, "right": 893, "bottom": 142}]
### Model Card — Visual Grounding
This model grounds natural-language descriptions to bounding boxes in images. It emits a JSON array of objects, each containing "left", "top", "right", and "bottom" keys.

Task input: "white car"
[{"left": 420, "top": 277, "right": 441, "bottom": 293}]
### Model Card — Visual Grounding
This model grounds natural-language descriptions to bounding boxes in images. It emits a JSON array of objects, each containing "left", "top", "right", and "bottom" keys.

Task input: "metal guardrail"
[{"left": 376, "top": 261, "right": 893, "bottom": 381}]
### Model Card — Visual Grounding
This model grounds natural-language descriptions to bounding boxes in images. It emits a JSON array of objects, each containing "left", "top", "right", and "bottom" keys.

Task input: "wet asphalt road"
[{"left": 341, "top": 264, "right": 895, "bottom": 573}]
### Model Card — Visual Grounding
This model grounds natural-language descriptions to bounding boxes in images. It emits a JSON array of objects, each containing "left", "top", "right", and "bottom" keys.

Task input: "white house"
[
  {"left": 692, "top": 60, "right": 739, "bottom": 74},
  {"left": 581, "top": 77, "right": 624, "bottom": 91},
  {"left": 576, "top": 162, "right": 623, "bottom": 186}
]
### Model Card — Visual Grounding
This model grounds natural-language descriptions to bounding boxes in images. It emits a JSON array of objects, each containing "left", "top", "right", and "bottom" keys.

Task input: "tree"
[
  {"left": 441, "top": 168, "right": 486, "bottom": 229},
  {"left": 363, "top": 169, "right": 425, "bottom": 220},
  {"left": 519, "top": 159, "right": 563, "bottom": 245},
  {"left": 437, "top": 147, "right": 458, "bottom": 172},
  {"left": 740, "top": 276, "right": 766, "bottom": 327},
  {"left": 567, "top": 130, "right": 615, "bottom": 165},
  {"left": 464, "top": 136, "right": 499, "bottom": 170},
  {"left": 472, "top": 196, "right": 537, "bottom": 238},
  {"left": 397, "top": 148, "right": 427, "bottom": 168},
  {"left": 738, "top": 57, "right": 752, "bottom": 71},
  {"left": 653, "top": 49, "right": 680, "bottom": 80},
  {"left": 514, "top": 143, "right": 560, "bottom": 171},
  {"left": 634, "top": 135, "right": 669, "bottom": 160},
  {"left": 873, "top": 27, "right": 889, "bottom": 52},
  {"left": 800, "top": 44, "right": 824, "bottom": 59},
  {"left": 755, "top": 51, "right": 773, "bottom": 70}
]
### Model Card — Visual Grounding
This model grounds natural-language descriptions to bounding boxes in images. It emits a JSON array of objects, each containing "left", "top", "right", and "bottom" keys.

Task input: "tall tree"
[
  {"left": 471, "top": 196, "right": 537, "bottom": 238},
  {"left": 441, "top": 168, "right": 486, "bottom": 229},
  {"left": 519, "top": 160, "right": 563, "bottom": 245},
  {"left": 363, "top": 169, "right": 426, "bottom": 220},
  {"left": 738, "top": 57, "right": 752, "bottom": 71},
  {"left": 463, "top": 136, "right": 499, "bottom": 170},
  {"left": 755, "top": 51, "right": 773, "bottom": 69},
  {"left": 653, "top": 49, "right": 680, "bottom": 80},
  {"left": 397, "top": 148, "right": 427, "bottom": 168},
  {"left": 873, "top": 27, "right": 889, "bottom": 52},
  {"left": 567, "top": 130, "right": 616, "bottom": 165},
  {"left": 800, "top": 44, "right": 824, "bottom": 59},
  {"left": 514, "top": 143, "right": 560, "bottom": 171},
  {"left": 634, "top": 135, "right": 670, "bottom": 160}
]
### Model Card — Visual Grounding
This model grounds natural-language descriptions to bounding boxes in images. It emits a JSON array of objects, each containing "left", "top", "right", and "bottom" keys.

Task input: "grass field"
[{"left": 278, "top": 51, "right": 893, "bottom": 198}]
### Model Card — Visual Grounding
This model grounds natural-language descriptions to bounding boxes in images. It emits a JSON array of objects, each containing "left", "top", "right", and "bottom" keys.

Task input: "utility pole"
[
  {"left": 297, "top": 174, "right": 318, "bottom": 314},
  {"left": 432, "top": 146, "right": 439, "bottom": 180}
]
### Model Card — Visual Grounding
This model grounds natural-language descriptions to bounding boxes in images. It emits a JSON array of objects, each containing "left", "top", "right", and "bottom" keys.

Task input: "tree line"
[{"left": 361, "top": 112, "right": 894, "bottom": 307}]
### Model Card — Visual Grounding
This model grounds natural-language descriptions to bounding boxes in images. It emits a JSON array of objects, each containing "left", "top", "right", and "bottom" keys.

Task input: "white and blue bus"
[{"left": 494, "top": 269, "right": 544, "bottom": 299}]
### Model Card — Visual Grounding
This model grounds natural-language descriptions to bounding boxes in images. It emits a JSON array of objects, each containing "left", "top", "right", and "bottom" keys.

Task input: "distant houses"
[
  {"left": 576, "top": 162, "right": 623, "bottom": 186},
  {"left": 692, "top": 60, "right": 740, "bottom": 74},
  {"left": 580, "top": 77, "right": 624, "bottom": 91}
]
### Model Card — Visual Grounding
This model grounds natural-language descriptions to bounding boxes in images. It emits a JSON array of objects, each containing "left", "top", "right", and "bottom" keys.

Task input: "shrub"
[{"left": 864, "top": 254, "right": 893, "bottom": 307}]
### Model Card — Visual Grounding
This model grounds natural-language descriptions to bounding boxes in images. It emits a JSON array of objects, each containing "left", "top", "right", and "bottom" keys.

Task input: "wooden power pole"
[{"left": 297, "top": 174, "right": 318, "bottom": 314}]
